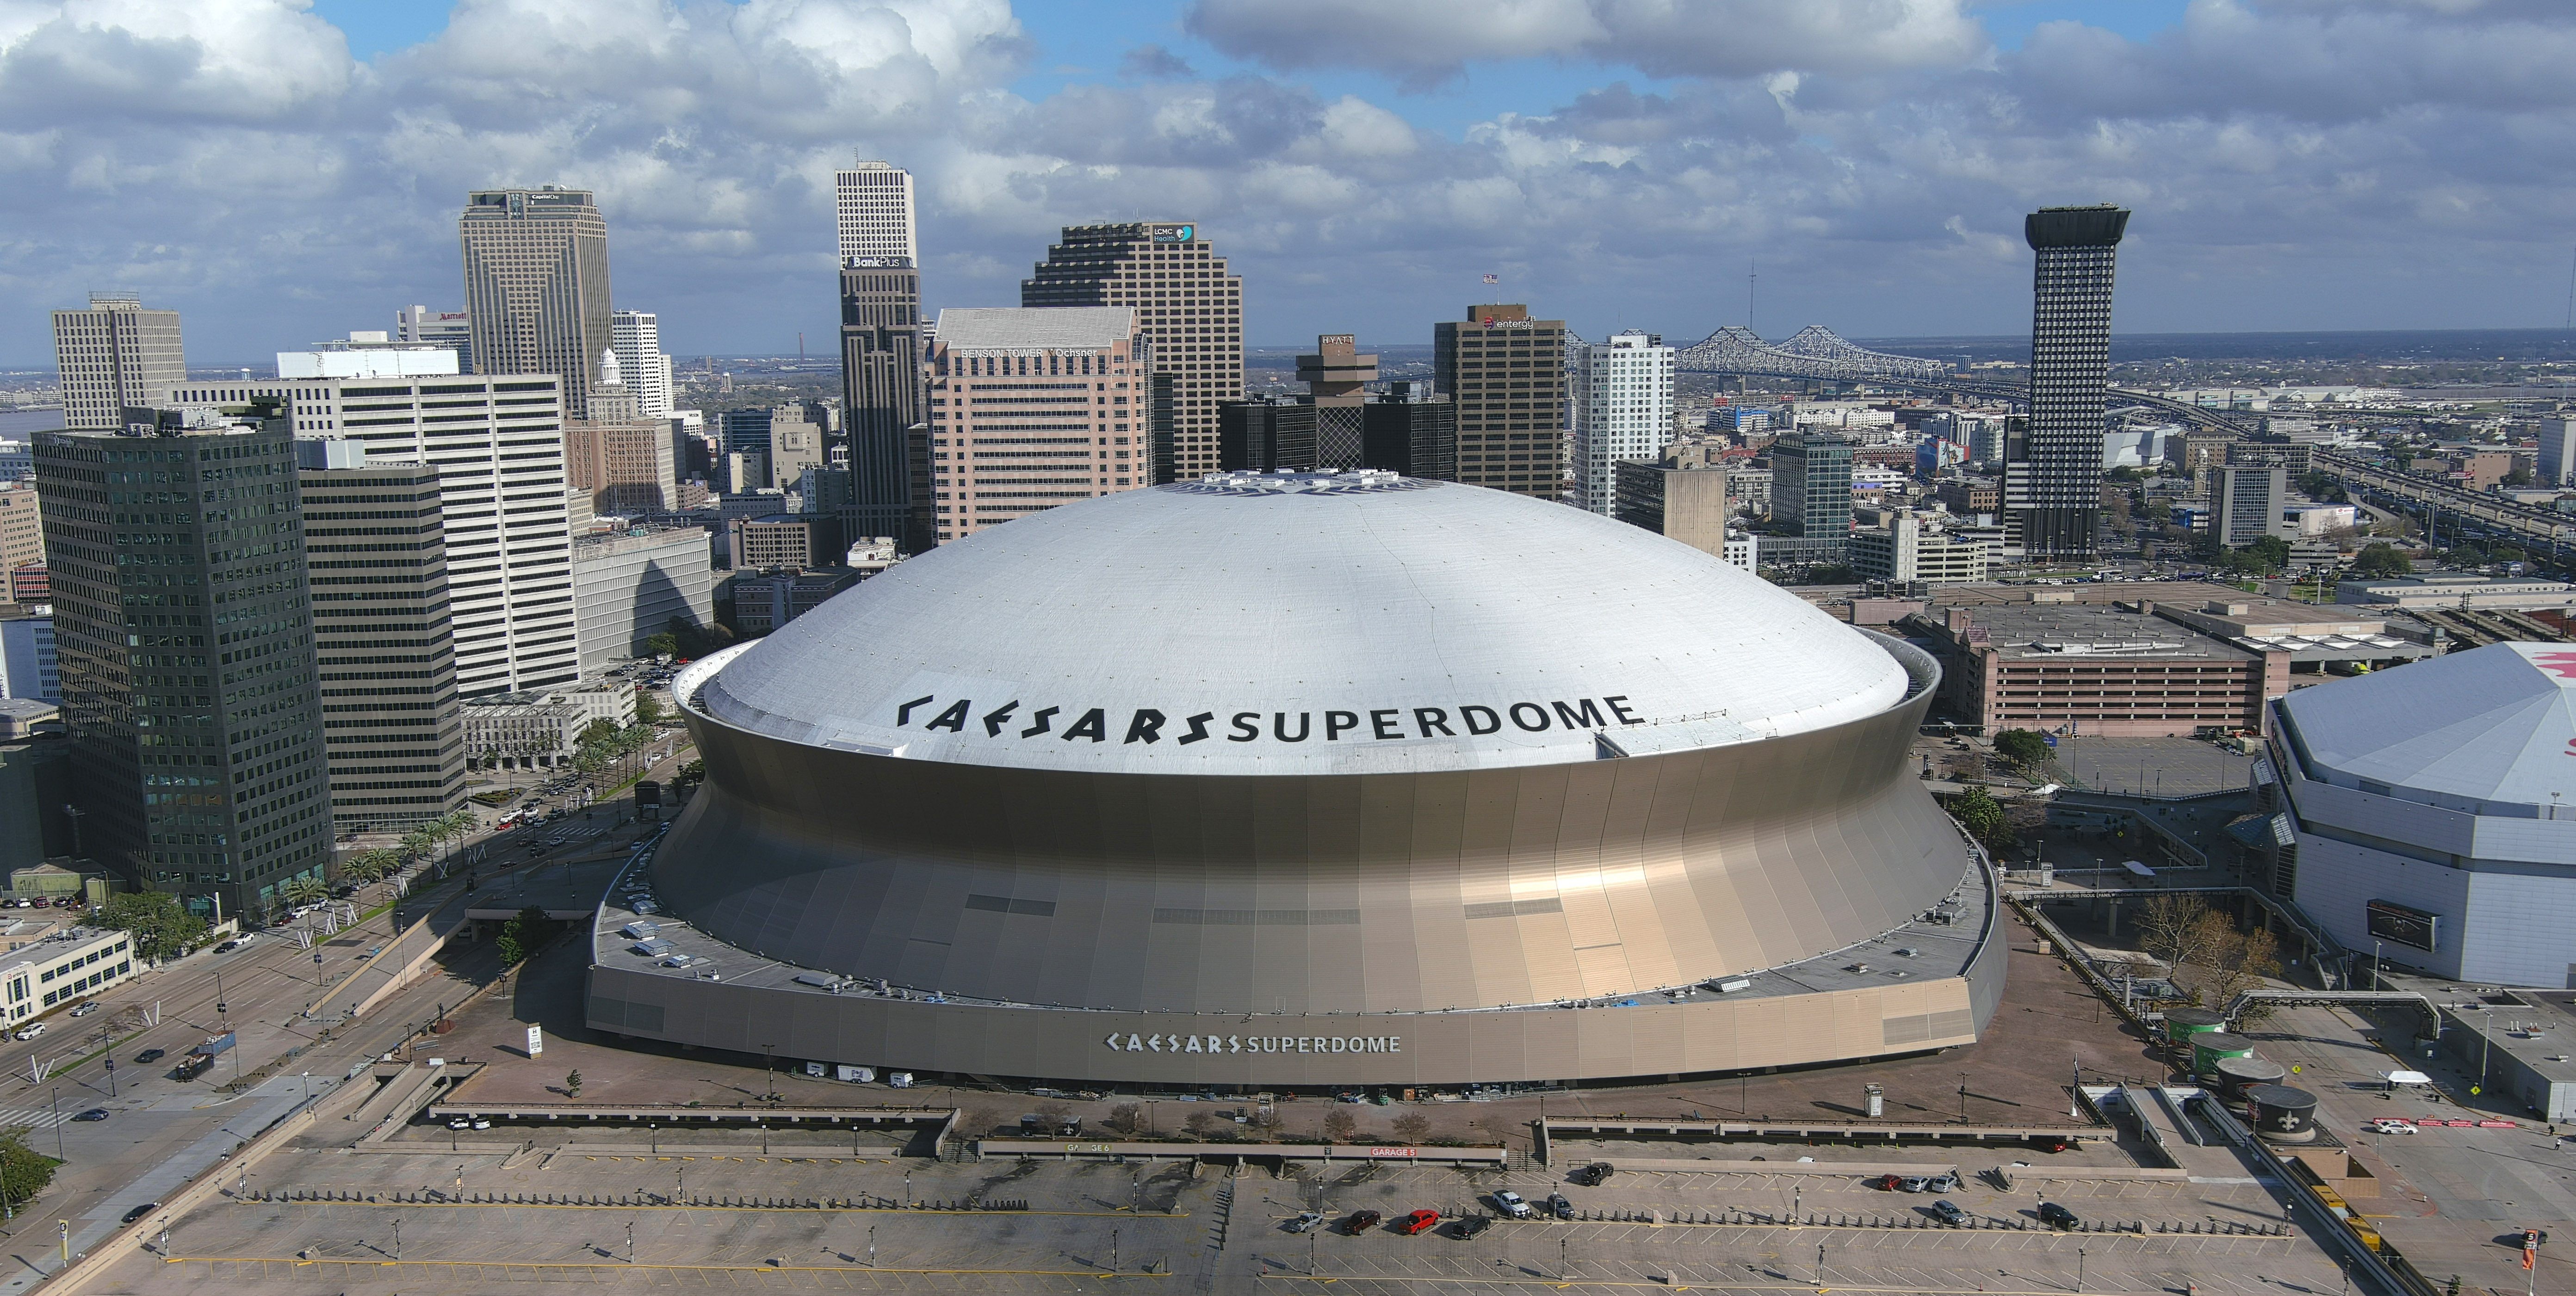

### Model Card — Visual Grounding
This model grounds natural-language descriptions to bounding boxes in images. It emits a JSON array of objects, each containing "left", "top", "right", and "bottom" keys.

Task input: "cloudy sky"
[{"left": 4, "top": 0, "right": 2573, "bottom": 365}]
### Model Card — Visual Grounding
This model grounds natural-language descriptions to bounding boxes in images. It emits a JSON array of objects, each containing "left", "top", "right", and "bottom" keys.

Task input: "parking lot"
[{"left": 101, "top": 1151, "right": 2345, "bottom": 1295}]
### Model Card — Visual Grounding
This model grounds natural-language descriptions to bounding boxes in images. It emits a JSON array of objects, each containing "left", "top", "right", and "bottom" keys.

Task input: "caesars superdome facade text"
[{"left": 587, "top": 471, "right": 2005, "bottom": 1086}]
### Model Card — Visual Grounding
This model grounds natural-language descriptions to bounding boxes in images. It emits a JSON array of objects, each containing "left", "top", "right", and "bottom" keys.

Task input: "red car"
[
  {"left": 1396, "top": 1210, "right": 1441, "bottom": 1236},
  {"left": 1870, "top": 1173, "right": 1903, "bottom": 1191}
]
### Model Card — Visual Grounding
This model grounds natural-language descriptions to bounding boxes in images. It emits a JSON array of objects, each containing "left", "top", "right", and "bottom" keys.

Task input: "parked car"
[
  {"left": 1932, "top": 1200, "right": 1970, "bottom": 1225},
  {"left": 1897, "top": 1176, "right": 1932, "bottom": 1193},
  {"left": 73, "top": 1108, "right": 109, "bottom": 1122},
  {"left": 13, "top": 1023, "right": 43, "bottom": 1041},
  {"left": 1492, "top": 1191, "right": 1531, "bottom": 1219},
  {"left": 1396, "top": 1210, "right": 1441, "bottom": 1236},
  {"left": 2038, "top": 1202, "right": 2081, "bottom": 1230},
  {"left": 1452, "top": 1215, "right": 1491, "bottom": 1239},
  {"left": 1569, "top": 1162, "right": 1614, "bottom": 1186},
  {"left": 1546, "top": 1193, "right": 1573, "bottom": 1220},
  {"left": 1870, "top": 1174, "right": 1903, "bottom": 1191},
  {"left": 1925, "top": 1173, "right": 1959, "bottom": 1193},
  {"left": 1342, "top": 1211, "right": 1381, "bottom": 1234},
  {"left": 1285, "top": 1212, "right": 1324, "bottom": 1234}
]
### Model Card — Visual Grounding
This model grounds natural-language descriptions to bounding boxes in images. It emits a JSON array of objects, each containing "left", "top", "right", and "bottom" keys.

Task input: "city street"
[{"left": 0, "top": 732, "right": 697, "bottom": 1286}]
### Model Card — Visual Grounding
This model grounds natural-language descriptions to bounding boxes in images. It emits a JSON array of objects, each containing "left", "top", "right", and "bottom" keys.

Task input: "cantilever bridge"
[{"left": 1677, "top": 325, "right": 1950, "bottom": 384}]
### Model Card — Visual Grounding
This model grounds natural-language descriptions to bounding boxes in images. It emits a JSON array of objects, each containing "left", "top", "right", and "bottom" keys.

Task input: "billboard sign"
[{"left": 2365, "top": 899, "right": 2438, "bottom": 952}]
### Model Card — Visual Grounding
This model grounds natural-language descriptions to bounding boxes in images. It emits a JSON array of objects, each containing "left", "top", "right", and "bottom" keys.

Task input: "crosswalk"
[{"left": 0, "top": 1106, "right": 76, "bottom": 1130}]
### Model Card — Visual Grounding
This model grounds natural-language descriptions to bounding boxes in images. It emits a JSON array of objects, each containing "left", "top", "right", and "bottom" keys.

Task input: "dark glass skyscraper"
[
  {"left": 838, "top": 255, "right": 926, "bottom": 553},
  {"left": 2006, "top": 204, "right": 2129, "bottom": 561},
  {"left": 34, "top": 407, "right": 332, "bottom": 920}
]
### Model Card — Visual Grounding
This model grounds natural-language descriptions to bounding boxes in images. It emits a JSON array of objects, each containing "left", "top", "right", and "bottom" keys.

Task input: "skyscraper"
[
  {"left": 839, "top": 254, "right": 924, "bottom": 551},
  {"left": 1767, "top": 430, "right": 1854, "bottom": 565},
  {"left": 1022, "top": 223, "right": 1242, "bottom": 482},
  {"left": 296, "top": 445, "right": 467, "bottom": 830},
  {"left": 610, "top": 310, "right": 675, "bottom": 419},
  {"left": 1434, "top": 304, "right": 1569, "bottom": 498},
  {"left": 2006, "top": 204, "right": 2129, "bottom": 560},
  {"left": 168, "top": 369, "right": 580, "bottom": 697},
  {"left": 459, "top": 186, "right": 614, "bottom": 418},
  {"left": 1570, "top": 330, "right": 1676, "bottom": 515},
  {"left": 51, "top": 293, "right": 184, "bottom": 429},
  {"left": 926, "top": 307, "right": 1150, "bottom": 542},
  {"left": 835, "top": 157, "right": 917, "bottom": 263},
  {"left": 34, "top": 407, "right": 332, "bottom": 918}
]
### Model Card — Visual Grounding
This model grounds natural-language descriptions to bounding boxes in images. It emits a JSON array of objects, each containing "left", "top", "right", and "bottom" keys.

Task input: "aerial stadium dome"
[{"left": 589, "top": 472, "right": 2005, "bottom": 1087}]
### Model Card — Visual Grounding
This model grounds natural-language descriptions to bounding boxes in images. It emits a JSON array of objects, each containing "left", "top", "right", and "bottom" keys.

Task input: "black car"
[
  {"left": 2037, "top": 1202, "right": 2080, "bottom": 1230},
  {"left": 1343, "top": 1210, "right": 1382, "bottom": 1234},
  {"left": 1452, "top": 1215, "right": 1491, "bottom": 1239},
  {"left": 1546, "top": 1192, "right": 1573, "bottom": 1220},
  {"left": 71, "top": 1108, "right": 109, "bottom": 1123},
  {"left": 134, "top": 1049, "right": 164, "bottom": 1064},
  {"left": 1569, "top": 1162, "right": 1614, "bottom": 1187},
  {"left": 120, "top": 1202, "right": 159, "bottom": 1225}
]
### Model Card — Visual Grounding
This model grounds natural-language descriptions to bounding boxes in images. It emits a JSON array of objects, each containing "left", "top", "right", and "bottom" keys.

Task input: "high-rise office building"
[
  {"left": 925, "top": 307, "right": 1151, "bottom": 542},
  {"left": 834, "top": 157, "right": 917, "bottom": 263},
  {"left": 572, "top": 525, "right": 715, "bottom": 674},
  {"left": 51, "top": 293, "right": 184, "bottom": 429},
  {"left": 1570, "top": 330, "right": 1676, "bottom": 515},
  {"left": 2005, "top": 204, "right": 2129, "bottom": 560},
  {"left": 168, "top": 370, "right": 579, "bottom": 697},
  {"left": 395, "top": 306, "right": 474, "bottom": 374},
  {"left": 1218, "top": 341, "right": 1455, "bottom": 480},
  {"left": 296, "top": 446, "right": 467, "bottom": 830},
  {"left": 34, "top": 407, "right": 331, "bottom": 918},
  {"left": 0, "top": 483, "right": 42, "bottom": 572},
  {"left": 1767, "top": 430, "right": 1853, "bottom": 564},
  {"left": 839, "top": 253, "right": 925, "bottom": 552},
  {"left": 718, "top": 407, "right": 773, "bottom": 459},
  {"left": 1022, "top": 222, "right": 1242, "bottom": 482},
  {"left": 2216, "top": 463, "right": 2287, "bottom": 547},
  {"left": 459, "top": 186, "right": 614, "bottom": 418},
  {"left": 609, "top": 310, "right": 675, "bottom": 419},
  {"left": 2540, "top": 417, "right": 2576, "bottom": 489},
  {"left": 1434, "top": 304, "right": 1569, "bottom": 498}
]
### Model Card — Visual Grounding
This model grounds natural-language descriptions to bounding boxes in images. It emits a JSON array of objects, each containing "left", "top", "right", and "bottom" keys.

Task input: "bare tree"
[
  {"left": 1102, "top": 1103, "right": 1142, "bottom": 1136},
  {"left": 1388, "top": 1112, "right": 1432, "bottom": 1142},
  {"left": 1321, "top": 1109, "right": 1359, "bottom": 1143}
]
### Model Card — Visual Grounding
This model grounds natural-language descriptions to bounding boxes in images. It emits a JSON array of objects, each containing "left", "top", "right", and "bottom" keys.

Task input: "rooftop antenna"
[
  {"left": 2564, "top": 247, "right": 2574, "bottom": 331},
  {"left": 1748, "top": 261, "right": 1758, "bottom": 336}
]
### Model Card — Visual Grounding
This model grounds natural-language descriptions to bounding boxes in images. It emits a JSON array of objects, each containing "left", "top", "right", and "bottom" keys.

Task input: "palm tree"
[{"left": 280, "top": 876, "right": 329, "bottom": 907}]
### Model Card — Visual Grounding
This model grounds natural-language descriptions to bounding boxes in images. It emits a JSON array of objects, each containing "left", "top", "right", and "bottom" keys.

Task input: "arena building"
[
  {"left": 588, "top": 470, "right": 2003, "bottom": 1087},
  {"left": 2264, "top": 642, "right": 2576, "bottom": 989}
]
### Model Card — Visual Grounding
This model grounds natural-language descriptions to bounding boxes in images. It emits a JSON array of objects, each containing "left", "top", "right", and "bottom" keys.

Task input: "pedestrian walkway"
[{"left": 0, "top": 1105, "right": 76, "bottom": 1130}]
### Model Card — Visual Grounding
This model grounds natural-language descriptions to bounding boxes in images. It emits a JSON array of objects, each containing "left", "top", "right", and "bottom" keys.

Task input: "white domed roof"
[{"left": 695, "top": 473, "right": 1915, "bottom": 774}]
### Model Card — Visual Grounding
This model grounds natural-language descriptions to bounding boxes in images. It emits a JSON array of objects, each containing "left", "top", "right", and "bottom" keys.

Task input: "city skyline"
[{"left": 2, "top": 1, "right": 2573, "bottom": 365}]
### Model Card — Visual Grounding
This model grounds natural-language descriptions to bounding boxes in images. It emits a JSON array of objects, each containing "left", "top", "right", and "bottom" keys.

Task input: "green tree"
[
  {"left": 2502, "top": 467, "right": 2536, "bottom": 488},
  {"left": 341, "top": 850, "right": 401, "bottom": 884},
  {"left": 565, "top": 1069, "right": 583, "bottom": 1099},
  {"left": 0, "top": 1127, "right": 62, "bottom": 1210},
  {"left": 280, "top": 876, "right": 328, "bottom": 907},
  {"left": 641, "top": 632, "right": 679, "bottom": 658},
  {"left": 1948, "top": 786, "right": 2015, "bottom": 852},
  {"left": 578, "top": 719, "right": 621, "bottom": 748},
  {"left": 496, "top": 904, "right": 553, "bottom": 966},
  {"left": 634, "top": 691, "right": 666, "bottom": 726},
  {"left": 1992, "top": 729, "right": 2052, "bottom": 768},
  {"left": 94, "top": 892, "right": 211, "bottom": 963},
  {"left": 2350, "top": 542, "right": 2412, "bottom": 578}
]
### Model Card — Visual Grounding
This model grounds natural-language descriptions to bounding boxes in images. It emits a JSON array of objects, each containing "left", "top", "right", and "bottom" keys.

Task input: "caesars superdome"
[{"left": 589, "top": 472, "right": 2005, "bottom": 1086}]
